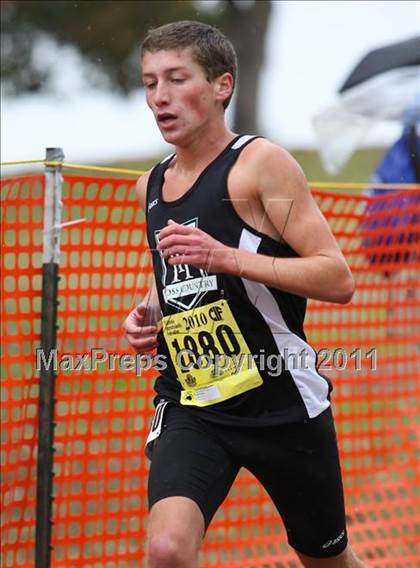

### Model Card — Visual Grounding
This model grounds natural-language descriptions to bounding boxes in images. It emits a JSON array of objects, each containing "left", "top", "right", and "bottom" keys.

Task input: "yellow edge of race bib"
[{"left": 180, "top": 367, "right": 263, "bottom": 407}]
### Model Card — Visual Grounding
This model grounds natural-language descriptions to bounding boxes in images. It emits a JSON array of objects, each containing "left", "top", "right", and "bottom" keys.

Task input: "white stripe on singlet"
[
  {"left": 231, "top": 135, "right": 256, "bottom": 149},
  {"left": 238, "top": 228, "right": 330, "bottom": 418}
]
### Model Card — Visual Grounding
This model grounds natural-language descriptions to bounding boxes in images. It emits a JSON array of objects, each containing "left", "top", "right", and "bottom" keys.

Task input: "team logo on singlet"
[{"left": 155, "top": 218, "right": 218, "bottom": 311}]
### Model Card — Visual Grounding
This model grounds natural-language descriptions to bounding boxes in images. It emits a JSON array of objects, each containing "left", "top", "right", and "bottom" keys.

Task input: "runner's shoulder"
[
  {"left": 237, "top": 138, "right": 307, "bottom": 197},
  {"left": 136, "top": 168, "right": 153, "bottom": 210},
  {"left": 241, "top": 137, "right": 304, "bottom": 178}
]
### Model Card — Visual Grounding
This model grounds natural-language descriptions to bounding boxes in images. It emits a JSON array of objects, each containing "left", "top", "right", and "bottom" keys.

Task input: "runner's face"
[{"left": 142, "top": 49, "right": 219, "bottom": 145}]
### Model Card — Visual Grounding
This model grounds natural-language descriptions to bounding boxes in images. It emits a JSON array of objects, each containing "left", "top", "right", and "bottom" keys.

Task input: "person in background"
[{"left": 362, "top": 120, "right": 419, "bottom": 269}]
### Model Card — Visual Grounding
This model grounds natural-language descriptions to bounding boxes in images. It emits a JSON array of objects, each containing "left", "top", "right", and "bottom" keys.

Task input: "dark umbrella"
[{"left": 339, "top": 36, "right": 420, "bottom": 93}]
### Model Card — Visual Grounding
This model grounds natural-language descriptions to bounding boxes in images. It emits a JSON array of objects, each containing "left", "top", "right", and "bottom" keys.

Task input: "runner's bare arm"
[
  {"left": 123, "top": 170, "right": 162, "bottom": 354},
  {"left": 227, "top": 141, "right": 355, "bottom": 303},
  {"left": 135, "top": 169, "right": 161, "bottom": 315},
  {"left": 137, "top": 168, "right": 161, "bottom": 313}
]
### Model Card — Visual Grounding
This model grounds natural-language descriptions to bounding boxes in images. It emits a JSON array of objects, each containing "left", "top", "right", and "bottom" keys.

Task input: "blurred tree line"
[{"left": 1, "top": 0, "right": 272, "bottom": 132}]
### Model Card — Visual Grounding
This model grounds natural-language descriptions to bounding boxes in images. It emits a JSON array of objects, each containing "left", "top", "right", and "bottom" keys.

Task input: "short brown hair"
[{"left": 141, "top": 20, "right": 237, "bottom": 109}]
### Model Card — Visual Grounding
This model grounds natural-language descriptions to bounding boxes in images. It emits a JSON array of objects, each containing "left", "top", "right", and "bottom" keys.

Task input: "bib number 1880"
[{"left": 171, "top": 324, "right": 240, "bottom": 369}]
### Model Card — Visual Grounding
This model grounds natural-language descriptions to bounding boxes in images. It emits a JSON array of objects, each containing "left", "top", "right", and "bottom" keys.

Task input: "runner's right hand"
[{"left": 123, "top": 303, "right": 159, "bottom": 355}]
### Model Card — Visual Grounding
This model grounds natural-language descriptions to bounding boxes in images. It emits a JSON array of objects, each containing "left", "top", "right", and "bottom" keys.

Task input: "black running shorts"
[{"left": 147, "top": 402, "right": 348, "bottom": 559}]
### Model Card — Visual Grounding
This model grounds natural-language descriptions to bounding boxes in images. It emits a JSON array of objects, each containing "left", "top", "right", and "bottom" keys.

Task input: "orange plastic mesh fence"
[{"left": 1, "top": 174, "right": 419, "bottom": 567}]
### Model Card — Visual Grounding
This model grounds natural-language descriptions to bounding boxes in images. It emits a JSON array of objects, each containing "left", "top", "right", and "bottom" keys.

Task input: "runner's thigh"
[
  {"left": 148, "top": 405, "right": 239, "bottom": 530},
  {"left": 247, "top": 408, "right": 348, "bottom": 558}
]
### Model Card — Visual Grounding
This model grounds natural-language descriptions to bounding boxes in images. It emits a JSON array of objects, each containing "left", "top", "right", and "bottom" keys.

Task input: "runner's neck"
[{"left": 171, "top": 128, "right": 237, "bottom": 175}]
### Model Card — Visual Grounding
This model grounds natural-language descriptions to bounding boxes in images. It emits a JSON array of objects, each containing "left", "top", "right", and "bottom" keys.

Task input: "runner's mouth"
[{"left": 158, "top": 113, "right": 178, "bottom": 125}]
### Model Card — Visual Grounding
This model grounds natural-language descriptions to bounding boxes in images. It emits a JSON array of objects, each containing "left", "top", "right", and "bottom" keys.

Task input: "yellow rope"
[
  {"left": 62, "top": 162, "right": 145, "bottom": 175},
  {"left": 311, "top": 181, "right": 420, "bottom": 190},
  {"left": 1, "top": 159, "right": 146, "bottom": 176},
  {"left": 1, "top": 159, "right": 46, "bottom": 166},
  {"left": 1, "top": 159, "right": 420, "bottom": 189}
]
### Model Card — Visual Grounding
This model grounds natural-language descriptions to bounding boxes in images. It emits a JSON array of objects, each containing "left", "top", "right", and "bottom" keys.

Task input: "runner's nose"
[{"left": 154, "top": 80, "right": 170, "bottom": 106}]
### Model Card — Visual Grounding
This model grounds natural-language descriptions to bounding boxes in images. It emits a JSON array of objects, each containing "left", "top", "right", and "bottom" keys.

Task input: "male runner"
[{"left": 123, "top": 20, "right": 364, "bottom": 568}]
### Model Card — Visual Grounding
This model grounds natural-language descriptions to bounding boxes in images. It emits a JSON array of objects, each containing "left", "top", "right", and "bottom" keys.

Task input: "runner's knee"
[{"left": 148, "top": 531, "right": 198, "bottom": 568}]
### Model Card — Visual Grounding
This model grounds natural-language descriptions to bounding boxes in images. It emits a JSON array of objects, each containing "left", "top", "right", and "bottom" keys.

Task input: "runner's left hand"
[{"left": 157, "top": 220, "right": 233, "bottom": 273}]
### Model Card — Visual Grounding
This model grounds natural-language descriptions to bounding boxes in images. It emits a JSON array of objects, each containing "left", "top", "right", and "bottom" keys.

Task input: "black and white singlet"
[{"left": 145, "top": 135, "right": 331, "bottom": 427}]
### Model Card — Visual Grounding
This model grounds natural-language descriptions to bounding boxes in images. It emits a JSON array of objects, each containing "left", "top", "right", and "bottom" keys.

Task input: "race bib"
[{"left": 162, "top": 299, "right": 263, "bottom": 407}]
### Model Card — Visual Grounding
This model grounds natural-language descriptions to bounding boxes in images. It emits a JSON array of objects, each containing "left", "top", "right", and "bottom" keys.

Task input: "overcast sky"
[{"left": 1, "top": 0, "right": 419, "bottom": 170}]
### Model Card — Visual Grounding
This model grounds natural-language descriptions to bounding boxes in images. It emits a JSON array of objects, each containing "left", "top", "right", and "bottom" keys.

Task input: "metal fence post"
[{"left": 35, "top": 147, "right": 64, "bottom": 568}]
